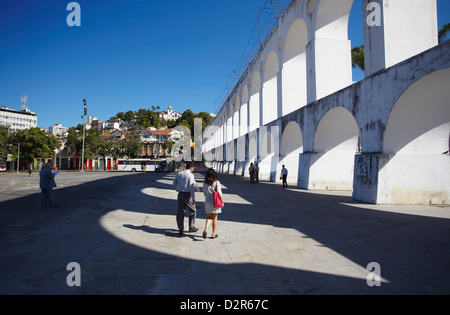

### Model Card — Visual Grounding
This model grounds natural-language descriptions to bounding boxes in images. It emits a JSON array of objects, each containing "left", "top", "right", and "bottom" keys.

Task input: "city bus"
[
  {"left": 116, "top": 159, "right": 167, "bottom": 172},
  {"left": 0, "top": 158, "right": 6, "bottom": 172}
]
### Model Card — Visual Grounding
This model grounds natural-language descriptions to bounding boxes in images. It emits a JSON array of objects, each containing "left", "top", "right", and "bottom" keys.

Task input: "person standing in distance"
[
  {"left": 202, "top": 169, "right": 224, "bottom": 239},
  {"left": 39, "top": 163, "right": 58, "bottom": 208},
  {"left": 248, "top": 162, "right": 255, "bottom": 184},
  {"left": 281, "top": 165, "right": 288, "bottom": 188},
  {"left": 173, "top": 161, "right": 199, "bottom": 235}
]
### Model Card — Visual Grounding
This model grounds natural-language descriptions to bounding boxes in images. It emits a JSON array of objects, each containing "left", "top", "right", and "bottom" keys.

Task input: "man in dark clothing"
[
  {"left": 254, "top": 163, "right": 259, "bottom": 183},
  {"left": 281, "top": 165, "right": 288, "bottom": 188},
  {"left": 173, "top": 162, "right": 199, "bottom": 235},
  {"left": 248, "top": 163, "right": 255, "bottom": 183},
  {"left": 39, "top": 163, "right": 57, "bottom": 208}
]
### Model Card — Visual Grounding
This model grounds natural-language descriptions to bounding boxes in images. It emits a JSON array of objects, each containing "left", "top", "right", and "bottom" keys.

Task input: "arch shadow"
[{"left": 0, "top": 171, "right": 449, "bottom": 294}]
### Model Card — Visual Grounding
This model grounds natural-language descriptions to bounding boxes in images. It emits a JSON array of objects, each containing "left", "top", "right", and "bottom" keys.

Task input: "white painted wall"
[
  {"left": 249, "top": 72, "right": 261, "bottom": 132},
  {"left": 262, "top": 51, "right": 279, "bottom": 125},
  {"left": 282, "top": 18, "right": 308, "bottom": 115},
  {"left": 279, "top": 121, "right": 303, "bottom": 186},
  {"left": 206, "top": 0, "right": 447, "bottom": 204},
  {"left": 310, "top": 107, "right": 359, "bottom": 190},
  {"left": 378, "top": 68, "right": 450, "bottom": 204},
  {"left": 363, "top": 0, "right": 438, "bottom": 76}
]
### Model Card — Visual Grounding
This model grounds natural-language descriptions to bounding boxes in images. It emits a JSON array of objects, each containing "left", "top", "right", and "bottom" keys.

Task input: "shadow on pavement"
[{"left": 0, "top": 172, "right": 449, "bottom": 294}]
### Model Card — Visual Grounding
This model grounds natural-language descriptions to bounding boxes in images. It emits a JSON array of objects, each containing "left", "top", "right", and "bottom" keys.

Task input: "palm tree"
[
  {"left": 351, "top": 45, "right": 365, "bottom": 71},
  {"left": 438, "top": 23, "right": 450, "bottom": 44}
]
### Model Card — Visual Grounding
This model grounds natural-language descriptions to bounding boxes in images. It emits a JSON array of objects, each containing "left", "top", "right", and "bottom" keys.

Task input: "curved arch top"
[
  {"left": 314, "top": 106, "right": 360, "bottom": 153},
  {"left": 250, "top": 71, "right": 261, "bottom": 95},
  {"left": 315, "top": 0, "right": 354, "bottom": 40},
  {"left": 263, "top": 50, "right": 280, "bottom": 83},
  {"left": 281, "top": 121, "right": 303, "bottom": 157},
  {"left": 384, "top": 68, "right": 450, "bottom": 155}
]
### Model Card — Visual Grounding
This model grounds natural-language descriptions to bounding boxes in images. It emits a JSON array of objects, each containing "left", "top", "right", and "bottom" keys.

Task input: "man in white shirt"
[
  {"left": 173, "top": 161, "right": 199, "bottom": 235},
  {"left": 281, "top": 165, "right": 288, "bottom": 188}
]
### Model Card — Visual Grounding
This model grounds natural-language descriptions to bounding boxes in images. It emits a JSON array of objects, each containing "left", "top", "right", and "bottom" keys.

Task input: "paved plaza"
[{"left": 0, "top": 171, "right": 449, "bottom": 295}]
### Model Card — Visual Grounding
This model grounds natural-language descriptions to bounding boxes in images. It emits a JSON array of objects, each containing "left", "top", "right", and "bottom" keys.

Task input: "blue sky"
[{"left": 0, "top": 0, "right": 449, "bottom": 130}]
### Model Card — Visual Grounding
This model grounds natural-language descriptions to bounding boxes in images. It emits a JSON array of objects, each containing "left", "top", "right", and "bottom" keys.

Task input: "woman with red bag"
[{"left": 202, "top": 168, "right": 224, "bottom": 239}]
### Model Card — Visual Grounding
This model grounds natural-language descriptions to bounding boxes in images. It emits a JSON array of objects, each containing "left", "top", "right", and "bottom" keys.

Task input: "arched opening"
[
  {"left": 233, "top": 95, "right": 240, "bottom": 140},
  {"left": 247, "top": 132, "right": 258, "bottom": 179},
  {"left": 259, "top": 129, "right": 276, "bottom": 181},
  {"left": 226, "top": 105, "right": 233, "bottom": 144},
  {"left": 380, "top": 68, "right": 450, "bottom": 204},
  {"left": 282, "top": 18, "right": 308, "bottom": 115},
  {"left": 249, "top": 71, "right": 261, "bottom": 132},
  {"left": 316, "top": 0, "right": 354, "bottom": 40},
  {"left": 348, "top": 0, "right": 364, "bottom": 82},
  {"left": 240, "top": 85, "right": 249, "bottom": 136},
  {"left": 279, "top": 121, "right": 303, "bottom": 186},
  {"left": 262, "top": 51, "right": 279, "bottom": 125},
  {"left": 236, "top": 135, "right": 246, "bottom": 176},
  {"left": 311, "top": 107, "right": 360, "bottom": 190},
  {"left": 237, "top": 136, "right": 245, "bottom": 163},
  {"left": 216, "top": 118, "right": 223, "bottom": 149},
  {"left": 312, "top": 0, "right": 354, "bottom": 101}
]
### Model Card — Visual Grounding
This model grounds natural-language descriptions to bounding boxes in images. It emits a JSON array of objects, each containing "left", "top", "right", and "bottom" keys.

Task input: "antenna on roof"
[{"left": 21, "top": 95, "right": 28, "bottom": 112}]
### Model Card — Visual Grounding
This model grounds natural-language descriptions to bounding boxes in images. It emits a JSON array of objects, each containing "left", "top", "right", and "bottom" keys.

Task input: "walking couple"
[{"left": 173, "top": 162, "right": 224, "bottom": 239}]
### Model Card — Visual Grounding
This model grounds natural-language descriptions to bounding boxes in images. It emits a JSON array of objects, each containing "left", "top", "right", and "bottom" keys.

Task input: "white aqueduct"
[{"left": 202, "top": 0, "right": 450, "bottom": 205}]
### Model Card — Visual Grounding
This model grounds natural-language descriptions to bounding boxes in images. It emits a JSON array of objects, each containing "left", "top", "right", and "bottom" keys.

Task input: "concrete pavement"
[{"left": 0, "top": 171, "right": 449, "bottom": 295}]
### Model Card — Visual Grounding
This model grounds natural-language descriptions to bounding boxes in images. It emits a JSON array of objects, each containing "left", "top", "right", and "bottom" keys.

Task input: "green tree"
[
  {"left": 195, "top": 112, "right": 213, "bottom": 131},
  {"left": 83, "top": 128, "right": 101, "bottom": 159},
  {"left": 438, "top": 23, "right": 450, "bottom": 44},
  {"left": 65, "top": 126, "right": 101, "bottom": 159},
  {"left": 116, "top": 112, "right": 126, "bottom": 120},
  {"left": 124, "top": 110, "right": 135, "bottom": 122},
  {"left": 96, "top": 138, "right": 114, "bottom": 169},
  {"left": 120, "top": 134, "right": 141, "bottom": 158},
  {"left": 66, "top": 127, "right": 82, "bottom": 155},
  {"left": 351, "top": 45, "right": 365, "bottom": 71},
  {"left": 166, "top": 119, "right": 178, "bottom": 129},
  {"left": 148, "top": 111, "right": 162, "bottom": 127},
  {"left": 136, "top": 108, "right": 151, "bottom": 128},
  {"left": 178, "top": 109, "right": 195, "bottom": 126},
  {"left": 136, "top": 108, "right": 163, "bottom": 128},
  {"left": 10, "top": 127, "right": 58, "bottom": 169},
  {"left": 0, "top": 125, "right": 11, "bottom": 158}
]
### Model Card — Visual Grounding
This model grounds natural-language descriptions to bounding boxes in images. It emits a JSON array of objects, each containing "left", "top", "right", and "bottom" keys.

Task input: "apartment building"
[{"left": 0, "top": 106, "right": 38, "bottom": 132}]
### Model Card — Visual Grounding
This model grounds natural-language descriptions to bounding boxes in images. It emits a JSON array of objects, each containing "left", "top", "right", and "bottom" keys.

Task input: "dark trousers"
[
  {"left": 282, "top": 175, "right": 288, "bottom": 188},
  {"left": 177, "top": 192, "right": 196, "bottom": 232},
  {"left": 41, "top": 188, "right": 55, "bottom": 208},
  {"left": 250, "top": 171, "right": 255, "bottom": 183}
]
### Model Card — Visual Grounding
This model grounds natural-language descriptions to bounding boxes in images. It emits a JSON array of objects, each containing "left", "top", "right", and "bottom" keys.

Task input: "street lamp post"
[
  {"left": 17, "top": 143, "right": 20, "bottom": 174},
  {"left": 81, "top": 99, "right": 87, "bottom": 172}
]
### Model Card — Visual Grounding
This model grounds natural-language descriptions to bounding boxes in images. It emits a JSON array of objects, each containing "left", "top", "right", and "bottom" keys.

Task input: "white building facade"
[
  {"left": 48, "top": 123, "right": 69, "bottom": 137},
  {"left": 0, "top": 106, "right": 38, "bottom": 132},
  {"left": 159, "top": 106, "right": 181, "bottom": 121}
]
